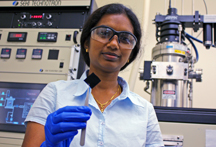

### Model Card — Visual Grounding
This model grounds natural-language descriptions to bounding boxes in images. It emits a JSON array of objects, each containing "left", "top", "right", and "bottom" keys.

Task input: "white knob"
[
  {"left": 21, "top": 14, "right": 26, "bottom": 19},
  {"left": 32, "top": 22, "right": 36, "bottom": 26},
  {"left": 47, "top": 21, "right": 52, "bottom": 26},
  {"left": 46, "top": 14, "right": 52, "bottom": 19},
  {"left": 37, "top": 22, "right": 42, "bottom": 26}
]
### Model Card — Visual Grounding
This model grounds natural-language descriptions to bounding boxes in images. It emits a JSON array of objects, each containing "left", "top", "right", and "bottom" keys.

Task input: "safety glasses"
[{"left": 90, "top": 25, "right": 137, "bottom": 49}]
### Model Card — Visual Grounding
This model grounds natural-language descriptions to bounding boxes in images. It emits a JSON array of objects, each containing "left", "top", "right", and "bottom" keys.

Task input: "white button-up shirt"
[{"left": 25, "top": 71, "right": 164, "bottom": 147}]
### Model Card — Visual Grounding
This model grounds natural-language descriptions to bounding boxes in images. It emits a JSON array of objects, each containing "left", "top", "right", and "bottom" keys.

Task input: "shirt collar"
[
  {"left": 117, "top": 76, "right": 144, "bottom": 107},
  {"left": 74, "top": 70, "right": 144, "bottom": 107}
]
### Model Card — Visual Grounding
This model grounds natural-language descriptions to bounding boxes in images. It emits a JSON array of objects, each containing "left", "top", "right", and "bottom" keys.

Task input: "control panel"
[
  {"left": 0, "top": 0, "right": 96, "bottom": 146},
  {"left": 0, "top": 10, "right": 87, "bottom": 29},
  {"left": 0, "top": 4, "right": 91, "bottom": 84},
  {"left": 14, "top": 12, "right": 60, "bottom": 28},
  {"left": 0, "top": 29, "right": 83, "bottom": 83}
]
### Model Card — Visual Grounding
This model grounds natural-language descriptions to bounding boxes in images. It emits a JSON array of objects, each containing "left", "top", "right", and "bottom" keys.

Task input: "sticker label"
[
  {"left": 166, "top": 45, "right": 173, "bottom": 48},
  {"left": 162, "top": 90, "right": 176, "bottom": 99},
  {"left": 174, "top": 50, "right": 185, "bottom": 55}
]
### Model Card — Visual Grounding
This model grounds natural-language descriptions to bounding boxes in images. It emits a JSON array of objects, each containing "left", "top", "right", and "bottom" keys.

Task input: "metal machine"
[
  {"left": 0, "top": 0, "right": 96, "bottom": 146},
  {"left": 141, "top": 3, "right": 210, "bottom": 107},
  {"left": 140, "top": 1, "right": 216, "bottom": 146}
]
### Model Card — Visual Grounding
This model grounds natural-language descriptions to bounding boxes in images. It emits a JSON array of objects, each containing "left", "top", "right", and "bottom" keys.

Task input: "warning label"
[
  {"left": 163, "top": 90, "right": 175, "bottom": 95},
  {"left": 162, "top": 90, "right": 176, "bottom": 99}
]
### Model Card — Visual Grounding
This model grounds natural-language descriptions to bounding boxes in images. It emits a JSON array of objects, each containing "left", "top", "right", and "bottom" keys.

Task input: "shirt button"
[
  {"left": 101, "top": 122, "right": 105, "bottom": 125},
  {"left": 99, "top": 141, "right": 103, "bottom": 145}
]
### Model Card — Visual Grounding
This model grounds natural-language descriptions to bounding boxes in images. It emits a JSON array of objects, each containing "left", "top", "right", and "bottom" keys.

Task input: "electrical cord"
[
  {"left": 185, "top": 34, "right": 199, "bottom": 62},
  {"left": 185, "top": 31, "right": 216, "bottom": 63},
  {"left": 186, "top": 33, "right": 202, "bottom": 43},
  {"left": 186, "top": 32, "right": 216, "bottom": 47},
  {"left": 203, "top": 0, "right": 208, "bottom": 14}
]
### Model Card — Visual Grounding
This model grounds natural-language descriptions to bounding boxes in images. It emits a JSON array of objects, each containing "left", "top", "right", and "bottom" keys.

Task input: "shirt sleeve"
[
  {"left": 24, "top": 82, "right": 57, "bottom": 126},
  {"left": 145, "top": 104, "right": 164, "bottom": 147}
]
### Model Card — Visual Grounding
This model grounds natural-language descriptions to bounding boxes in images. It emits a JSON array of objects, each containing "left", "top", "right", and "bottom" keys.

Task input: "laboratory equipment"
[
  {"left": 139, "top": 1, "right": 216, "bottom": 146},
  {"left": 0, "top": 0, "right": 97, "bottom": 146},
  {"left": 140, "top": 3, "right": 210, "bottom": 107}
]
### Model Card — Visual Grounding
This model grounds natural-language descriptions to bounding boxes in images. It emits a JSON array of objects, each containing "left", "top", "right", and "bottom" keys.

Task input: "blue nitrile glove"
[{"left": 40, "top": 106, "right": 92, "bottom": 147}]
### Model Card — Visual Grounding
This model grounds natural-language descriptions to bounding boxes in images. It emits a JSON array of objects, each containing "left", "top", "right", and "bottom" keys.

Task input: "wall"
[{"left": 95, "top": 0, "right": 216, "bottom": 109}]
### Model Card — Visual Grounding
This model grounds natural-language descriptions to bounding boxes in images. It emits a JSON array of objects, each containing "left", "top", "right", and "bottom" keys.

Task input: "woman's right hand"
[{"left": 41, "top": 106, "right": 92, "bottom": 147}]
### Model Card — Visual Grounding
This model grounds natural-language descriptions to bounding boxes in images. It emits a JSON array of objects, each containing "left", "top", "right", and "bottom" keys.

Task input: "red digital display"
[
  {"left": 10, "top": 33, "right": 24, "bottom": 38},
  {"left": 13, "top": 34, "right": 22, "bottom": 38},
  {"left": 8, "top": 32, "right": 27, "bottom": 42},
  {"left": 31, "top": 15, "right": 43, "bottom": 19},
  {"left": 30, "top": 14, "right": 44, "bottom": 19}
]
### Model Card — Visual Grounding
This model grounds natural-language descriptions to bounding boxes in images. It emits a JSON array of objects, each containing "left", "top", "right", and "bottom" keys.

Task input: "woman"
[{"left": 22, "top": 3, "right": 164, "bottom": 147}]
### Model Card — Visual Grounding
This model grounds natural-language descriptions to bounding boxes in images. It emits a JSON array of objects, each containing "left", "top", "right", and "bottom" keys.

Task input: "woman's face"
[{"left": 86, "top": 14, "right": 134, "bottom": 73}]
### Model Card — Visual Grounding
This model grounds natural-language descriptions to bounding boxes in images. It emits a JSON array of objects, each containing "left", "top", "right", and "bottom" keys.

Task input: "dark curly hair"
[{"left": 80, "top": 3, "right": 142, "bottom": 70}]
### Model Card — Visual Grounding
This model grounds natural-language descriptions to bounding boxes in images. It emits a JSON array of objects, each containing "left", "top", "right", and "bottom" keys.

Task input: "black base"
[{"left": 154, "top": 106, "right": 216, "bottom": 125}]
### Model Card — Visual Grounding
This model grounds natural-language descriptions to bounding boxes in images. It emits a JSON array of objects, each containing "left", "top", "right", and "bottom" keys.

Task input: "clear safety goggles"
[{"left": 90, "top": 25, "right": 137, "bottom": 49}]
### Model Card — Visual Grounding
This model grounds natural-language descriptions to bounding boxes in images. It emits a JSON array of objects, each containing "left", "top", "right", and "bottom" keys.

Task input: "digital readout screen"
[
  {"left": 7, "top": 32, "right": 27, "bottom": 42},
  {"left": 1, "top": 48, "right": 11, "bottom": 58},
  {"left": 30, "top": 14, "right": 44, "bottom": 19},
  {"left": 17, "top": 49, "right": 26, "bottom": 55},
  {"left": 37, "top": 32, "right": 57, "bottom": 42},
  {"left": 16, "top": 49, "right": 27, "bottom": 59},
  {"left": 32, "top": 49, "right": 43, "bottom": 59},
  {"left": 33, "top": 49, "right": 42, "bottom": 55},
  {"left": 10, "top": 33, "right": 24, "bottom": 38}
]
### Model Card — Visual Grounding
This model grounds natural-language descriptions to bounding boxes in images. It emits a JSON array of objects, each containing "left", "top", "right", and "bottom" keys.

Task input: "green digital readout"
[{"left": 37, "top": 32, "right": 57, "bottom": 42}]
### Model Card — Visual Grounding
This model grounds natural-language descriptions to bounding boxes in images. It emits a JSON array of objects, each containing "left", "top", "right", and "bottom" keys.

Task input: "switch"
[
  {"left": 59, "top": 62, "right": 64, "bottom": 68},
  {"left": 65, "top": 34, "right": 71, "bottom": 41}
]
